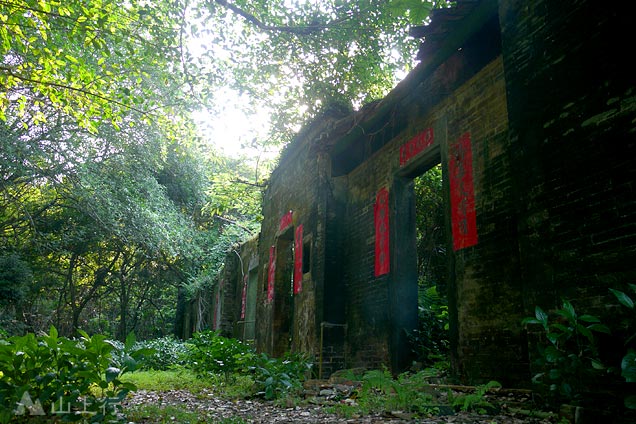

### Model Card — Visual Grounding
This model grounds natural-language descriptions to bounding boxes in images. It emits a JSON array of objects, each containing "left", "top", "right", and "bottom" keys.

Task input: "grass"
[
  {"left": 121, "top": 368, "right": 213, "bottom": 393},
  {"left": 121, "top": 368, "right": 256, "bottom": 398}
]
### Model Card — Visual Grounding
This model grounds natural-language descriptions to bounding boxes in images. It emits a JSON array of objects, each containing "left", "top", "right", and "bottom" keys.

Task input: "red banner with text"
[
  {"left": 400, "top": 127, "right": 434, "bottom": 166},
  {"left": 374, "top": 187, "right": 390, "bottom": 277},
  {"left": 448, "top": 132, "right": 478, "bottom": 250}
]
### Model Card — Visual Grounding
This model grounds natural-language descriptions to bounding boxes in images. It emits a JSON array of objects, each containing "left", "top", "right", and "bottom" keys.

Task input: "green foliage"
[
  {"left": 610, "top": 285, "right": 636, "bottom": 409},
  {"left": 410, "top": 286, "right": 450, "bottom": 367},
  {"left": 0, "top": 0, "right": 193, "bottom": 130},
  {"left": 0, "top": 253, "right": 31, "bottom": 307},
  {"left": 449, "top": 380, "right": 501, "bottom": 414},
  {"left": 522, "top": 301, "right": 610, "bottom": 406},
  {"left": 250, "top": 352, "right": 312, "bottom": 400},
  {"left": 133, "top": 336, "right": 189, "bottom": 371},
  {"left": 0, "top": 327, "right": 136, "bottom": 423},
  {"left": 326, "top": 369, "right": 441, "bottom": 418},
  {"left": 186, "top": 331, "right": 255, "bottom": 381},
  {"left": 414, "top": 165, "right": 446, "bottom": 290}
]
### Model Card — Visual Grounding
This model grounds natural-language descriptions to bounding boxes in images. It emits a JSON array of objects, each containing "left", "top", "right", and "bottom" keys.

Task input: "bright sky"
[{"left": 191, "top": 97, "right": 272, "bottom": 159}]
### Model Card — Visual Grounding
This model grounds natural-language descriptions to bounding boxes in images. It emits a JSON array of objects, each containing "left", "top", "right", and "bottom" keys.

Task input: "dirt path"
[{"left": 123, "top": 389, "right": 555, "bottom": 423}]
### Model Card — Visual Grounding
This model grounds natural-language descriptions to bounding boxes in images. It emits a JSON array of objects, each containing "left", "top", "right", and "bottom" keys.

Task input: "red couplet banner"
[
  {"left": 374, "top": 187, "right": 390, "bottom": 277},
  {"left": 240, "top": 275, "right": 248, "bottom": 320},
  {"left": 448, "top": 132, "right": 478, "bottom": 251},
  {"left": 293, "top": 225, "right": 303, "bottom": 295},
  {"left": 267, "top": 246, "right": 276, "bottom": 302}
]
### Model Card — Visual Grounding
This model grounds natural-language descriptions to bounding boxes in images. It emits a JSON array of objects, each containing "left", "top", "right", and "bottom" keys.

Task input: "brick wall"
[
  {"left": 499, "top": 0, "right": 636, "bottom": 384},
  {"left": 254, "top": 112, "right": 349, "bottom": 361}
]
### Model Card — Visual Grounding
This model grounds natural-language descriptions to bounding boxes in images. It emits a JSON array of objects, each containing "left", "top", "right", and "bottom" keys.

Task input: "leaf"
[
  {"left": 588, "top": 323, "right": 611, "bottom": 334},
  {"left": 560, "top": 300, "right": 577, "bottom": 322},
  {"left": 578, "top": 314, "right": 601, "bottom": 323},
  {"left": 105, "top": 366, "right": 120, "bottom": 383},
  {"left": 576, "top": 323, "right": 593, "bottom": 342},
  {"left": 625, "top": 394, "right": 636, "bottom": 410},
  {"left": 621, "top": 351, "right": 636, "bottom": 382},
  {"left": 544, "top": 346, "right": 561, "bottom": 363},
  {"left": 521, "top": 317, "right": 541, "bottom": 326},
  {"left": 590, "top": 359, "right": 605, "bottom": 370},
  {"left": 125, "top": 332, "right": 137, "bottom": 350},
  {"left": 534, "top": 306, "right": 548, "bottom": 326},
  {"left": 610, "top": 288, "right": 634, "bottom": 309}
]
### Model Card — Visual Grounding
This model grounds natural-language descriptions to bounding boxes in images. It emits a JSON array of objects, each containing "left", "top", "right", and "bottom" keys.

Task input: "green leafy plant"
[
  {"left": 522, "top": 300, "right": 610, "bottom": 406},
  {"left": 250, "top": 352, "right": 312, "bottom": 400},
  {"left": 0, "top": 326, "right": 137, "bottom": 423},
  {"left": 336, "top": 368, "right": 438, "bottom": 417},
  {"left": 449, "top": 380, "right": 502, "bottom": 414},
  {"left": 131, "top": 336, "right": 188, "bottom": 371},
  {"left": 409, "top": 285, "right": 450, "bottom": 368},
  {"left": 610, "top": 285, "right": 636, "bottom": 409},
  {"left": 186, "top": 331, "right": 255, "bottom": 381}
]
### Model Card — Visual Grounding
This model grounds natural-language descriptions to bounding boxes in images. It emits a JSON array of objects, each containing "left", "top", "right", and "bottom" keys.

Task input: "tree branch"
[{"left": 213, "top": 0, "right": 331, "bottom": 35}]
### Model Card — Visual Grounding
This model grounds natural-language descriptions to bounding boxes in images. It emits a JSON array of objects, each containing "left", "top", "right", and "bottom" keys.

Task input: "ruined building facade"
[{"left": 191, "top": 0, "right": 636, "bottom": 387}]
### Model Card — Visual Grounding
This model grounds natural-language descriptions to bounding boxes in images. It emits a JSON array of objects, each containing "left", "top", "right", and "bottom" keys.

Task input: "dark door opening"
[
  {"left": 412, "top": 164, "right": 450, "bottom": 370},
  {"left": 272, "top": 230, "right": 294, "bottom": 357}
]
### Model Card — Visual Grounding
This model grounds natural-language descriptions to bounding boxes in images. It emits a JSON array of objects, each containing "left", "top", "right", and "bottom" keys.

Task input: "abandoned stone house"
[{"left": 182, "top": 0, "right": 636, "bottom": 388}]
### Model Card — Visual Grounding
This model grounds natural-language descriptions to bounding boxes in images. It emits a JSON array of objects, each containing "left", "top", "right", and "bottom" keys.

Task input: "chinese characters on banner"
[
  {"left": 267, "top": 246, "right": 276, "bottom": 302},
  {"left": 240, "top": 275, "right": 248, "bottom": 320},
  {"left": 374, "top": 187, "right": 390, "bottom": 277},
  {"left": 279, "top": 210, "right": 293, "bottom": 232},
  {"left": 448, "top": 132, "right": 478, "bottom": 250},
  {"left": 293, "top": 224, "right": 303, "bottom": 295},
  {"left": 399, "top": 127, "right": 434, "bottom": 166}
]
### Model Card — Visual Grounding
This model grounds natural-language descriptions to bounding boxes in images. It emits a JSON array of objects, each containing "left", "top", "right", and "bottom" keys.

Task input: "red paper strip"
[
  {"left": 279, "top": 210, "right": 293, "bottom": 232},
  {"left": 399, "top": 127, "right": 434, "bottom": 166},
  {"left": 293, "top": 225, "right": 303, "bottom": 295},
  {"left": 240, "top": 275, "right": 248, "bottom": 320},
  {"left": 449, "top": 132, "right": 478, "bottom": 251},
  {"left": 374, "top": 187, "right": 390, "bottom": 277},
  {"left": 267, "top": 246, "right": 276, "bottom": 302}
]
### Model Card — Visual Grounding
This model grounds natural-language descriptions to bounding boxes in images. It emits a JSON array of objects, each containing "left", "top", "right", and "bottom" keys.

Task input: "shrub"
[
  {"left": 134, "top": 336, "right": 188, "bottom": 370},
  {"left": 409, "top": 286, "right": 450, "bottom": 368},
  {"left": 0, "top": 327, "right": 138, "bottom": 423},
  {"left": 610, "top": 285, "right": 636, "bottom": 409},
  {"left": 186, "top": 331, "right": 255, "bottom": 381},
  {"left": 522, "top": 300, "right": 610, "bottom": 407},
  {"left": 250, "top": 352, "right": 312, "bottom": 400}
]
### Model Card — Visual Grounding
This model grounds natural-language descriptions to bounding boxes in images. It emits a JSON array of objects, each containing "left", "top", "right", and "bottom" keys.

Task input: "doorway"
[
  {"left": 272, "top": 229, "right": 294, "bottom": 357},
  {"left": 412, "top": 164, "right": 450, "bottom": 370}
]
